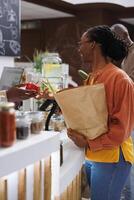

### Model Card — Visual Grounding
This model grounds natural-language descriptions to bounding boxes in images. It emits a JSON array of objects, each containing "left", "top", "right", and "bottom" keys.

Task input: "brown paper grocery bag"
[{"left": 54, "top": 83, "right": 108, "bottom": 139}]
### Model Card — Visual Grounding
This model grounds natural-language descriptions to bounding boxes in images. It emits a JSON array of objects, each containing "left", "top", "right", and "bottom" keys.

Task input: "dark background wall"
[{"left": 20, "top": 4, "right": 134, "bottom": 84}]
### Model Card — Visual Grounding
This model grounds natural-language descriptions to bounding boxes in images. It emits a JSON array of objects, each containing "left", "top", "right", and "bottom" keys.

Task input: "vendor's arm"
[{"left": 6, "top": 87, "right": 37, "bottom": 102}]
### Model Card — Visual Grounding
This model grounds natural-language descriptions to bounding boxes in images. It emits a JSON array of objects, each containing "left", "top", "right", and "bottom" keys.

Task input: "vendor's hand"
[
  {"left": 36, "top": 88, "right": 54, "bottom": 100},
  {"left": 6, "top": 87, "right": 37, "bottom": 102},
  {"left": 67, "top": 128, "right": 88, "bottom": 148}
]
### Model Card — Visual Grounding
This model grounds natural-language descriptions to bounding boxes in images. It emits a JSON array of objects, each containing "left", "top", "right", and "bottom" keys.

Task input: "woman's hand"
[
  {"left": 36, "top": 88, "right": 54, "bottom": 100},
  {"left": 67, "top": 128, "right": 88, "bottom": 148}
]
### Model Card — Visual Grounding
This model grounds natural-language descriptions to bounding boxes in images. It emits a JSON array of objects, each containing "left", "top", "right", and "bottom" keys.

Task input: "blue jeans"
[{"left": 85, "top": 150, "right": 131, "bottom": 200}]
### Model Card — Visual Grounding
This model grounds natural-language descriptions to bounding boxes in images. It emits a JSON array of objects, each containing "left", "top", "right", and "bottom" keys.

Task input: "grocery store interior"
[{"left": 0, "top": 1, "right": 134, "bottom": 200}]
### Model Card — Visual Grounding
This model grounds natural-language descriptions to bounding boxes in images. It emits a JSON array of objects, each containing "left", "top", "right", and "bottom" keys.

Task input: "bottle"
[{"left": 0, "top": 102, "right": 16, "bottom": 147}]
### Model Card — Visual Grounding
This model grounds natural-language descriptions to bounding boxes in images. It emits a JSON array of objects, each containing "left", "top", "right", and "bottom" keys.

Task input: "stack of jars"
[
  {"left": 16, "top": 111, "right": 44, "bottom": 137},
  {"left": 0, "top": 102, "right": 45, "bottom": 148}
]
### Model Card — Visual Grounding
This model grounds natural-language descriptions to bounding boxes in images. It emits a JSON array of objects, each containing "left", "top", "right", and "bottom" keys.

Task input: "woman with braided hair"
[{"left": 67, "top": 25, "right": 134, "bottom": 200}]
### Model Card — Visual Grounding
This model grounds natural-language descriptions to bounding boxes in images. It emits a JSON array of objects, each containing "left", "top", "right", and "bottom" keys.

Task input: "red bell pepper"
[{"left": 25, "top": 82, "right": 40, "bottom": 92}]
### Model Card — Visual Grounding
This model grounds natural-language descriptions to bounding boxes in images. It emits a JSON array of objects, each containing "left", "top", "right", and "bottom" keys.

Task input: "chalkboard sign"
[{"left": 0, "top": 0, "right": 21, "bottom": 57}]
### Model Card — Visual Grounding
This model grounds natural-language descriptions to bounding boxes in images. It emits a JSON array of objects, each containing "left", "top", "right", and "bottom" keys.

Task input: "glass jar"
[
  {"left": 0, "top": 102, "right": 16, "bottom": 147},
  {"left": 50, "top": 114, "right": 65, "bottom": 132},
  {"left": 42, "top": 53, "right": 63, "bottom": 92},
  {"left": 42, "top": 53, "right": 62, "bottom": 77},
  {"left": 27, "top": 111, "right": 44, "bottom": 134},
  {"left": 16, "top": 114, "right": 31, "bottom": 140},
  {"left": 43, "top": 52, "right": 62, "bottom": 65}
]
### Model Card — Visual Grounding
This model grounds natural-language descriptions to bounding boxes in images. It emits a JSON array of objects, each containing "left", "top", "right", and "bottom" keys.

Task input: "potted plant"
[{"left": 33, "top": 49, "right": 44, "bottom": 73}]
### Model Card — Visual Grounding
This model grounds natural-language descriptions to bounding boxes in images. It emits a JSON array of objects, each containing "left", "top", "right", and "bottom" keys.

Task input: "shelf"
[{"left": 0, "top": 131, "right": 60, "bottom": 178}]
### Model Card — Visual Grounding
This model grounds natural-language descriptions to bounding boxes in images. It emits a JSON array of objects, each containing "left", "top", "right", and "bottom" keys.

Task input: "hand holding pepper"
[
  {"left": 18, "top": 81, "right": 54, "bottom": 100},
  {"left": 6, "top": 86, "right": 38, "bottom": 102},
  {"left": 25, "top": 82, "right": 40, "bottom": 92}
]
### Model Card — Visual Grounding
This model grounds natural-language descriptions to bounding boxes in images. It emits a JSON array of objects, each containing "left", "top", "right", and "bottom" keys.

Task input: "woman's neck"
[{"left": 90, "top": 57, "right": 110, "bottom": 73}]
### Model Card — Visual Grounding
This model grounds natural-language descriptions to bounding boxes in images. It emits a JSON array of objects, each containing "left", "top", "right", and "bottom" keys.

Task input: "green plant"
[{"left": 33, "top": 49, "right": 44, "bottom": 73}]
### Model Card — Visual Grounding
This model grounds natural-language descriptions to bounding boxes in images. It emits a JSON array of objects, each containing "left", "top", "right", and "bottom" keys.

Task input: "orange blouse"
[{"left": 86, "top": 63, "right": 134, "bottom": 163}]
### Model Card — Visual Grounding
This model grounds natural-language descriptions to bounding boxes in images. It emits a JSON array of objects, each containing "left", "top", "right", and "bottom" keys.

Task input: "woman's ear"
[{"left": 90, "top": 41, "right": 96, "bottom": 49}]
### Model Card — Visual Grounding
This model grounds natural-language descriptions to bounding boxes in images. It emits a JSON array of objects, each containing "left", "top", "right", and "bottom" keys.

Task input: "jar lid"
[
  {"left": 16, "top": 115, "right": 31, "bottom": 126},
  {"left": 26, "top": 111, "right": 44, "bottom": 122},
  {"left": 0, "top": 102, "right": 15, "bottom": 110},
  {"left": 15, "top": 111, "right": 27, "bottom": 117},
  {"left": 43, "top": 52, "right": 62, "bottom": 63},
  {"left": 44, "top": 52, "right": 59, "bottom": 57}
]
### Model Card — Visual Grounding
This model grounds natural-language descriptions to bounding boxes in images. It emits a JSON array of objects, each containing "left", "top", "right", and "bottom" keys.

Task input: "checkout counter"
[{"left": 0, "top": 131, "right": 84, "bottom": 200}]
